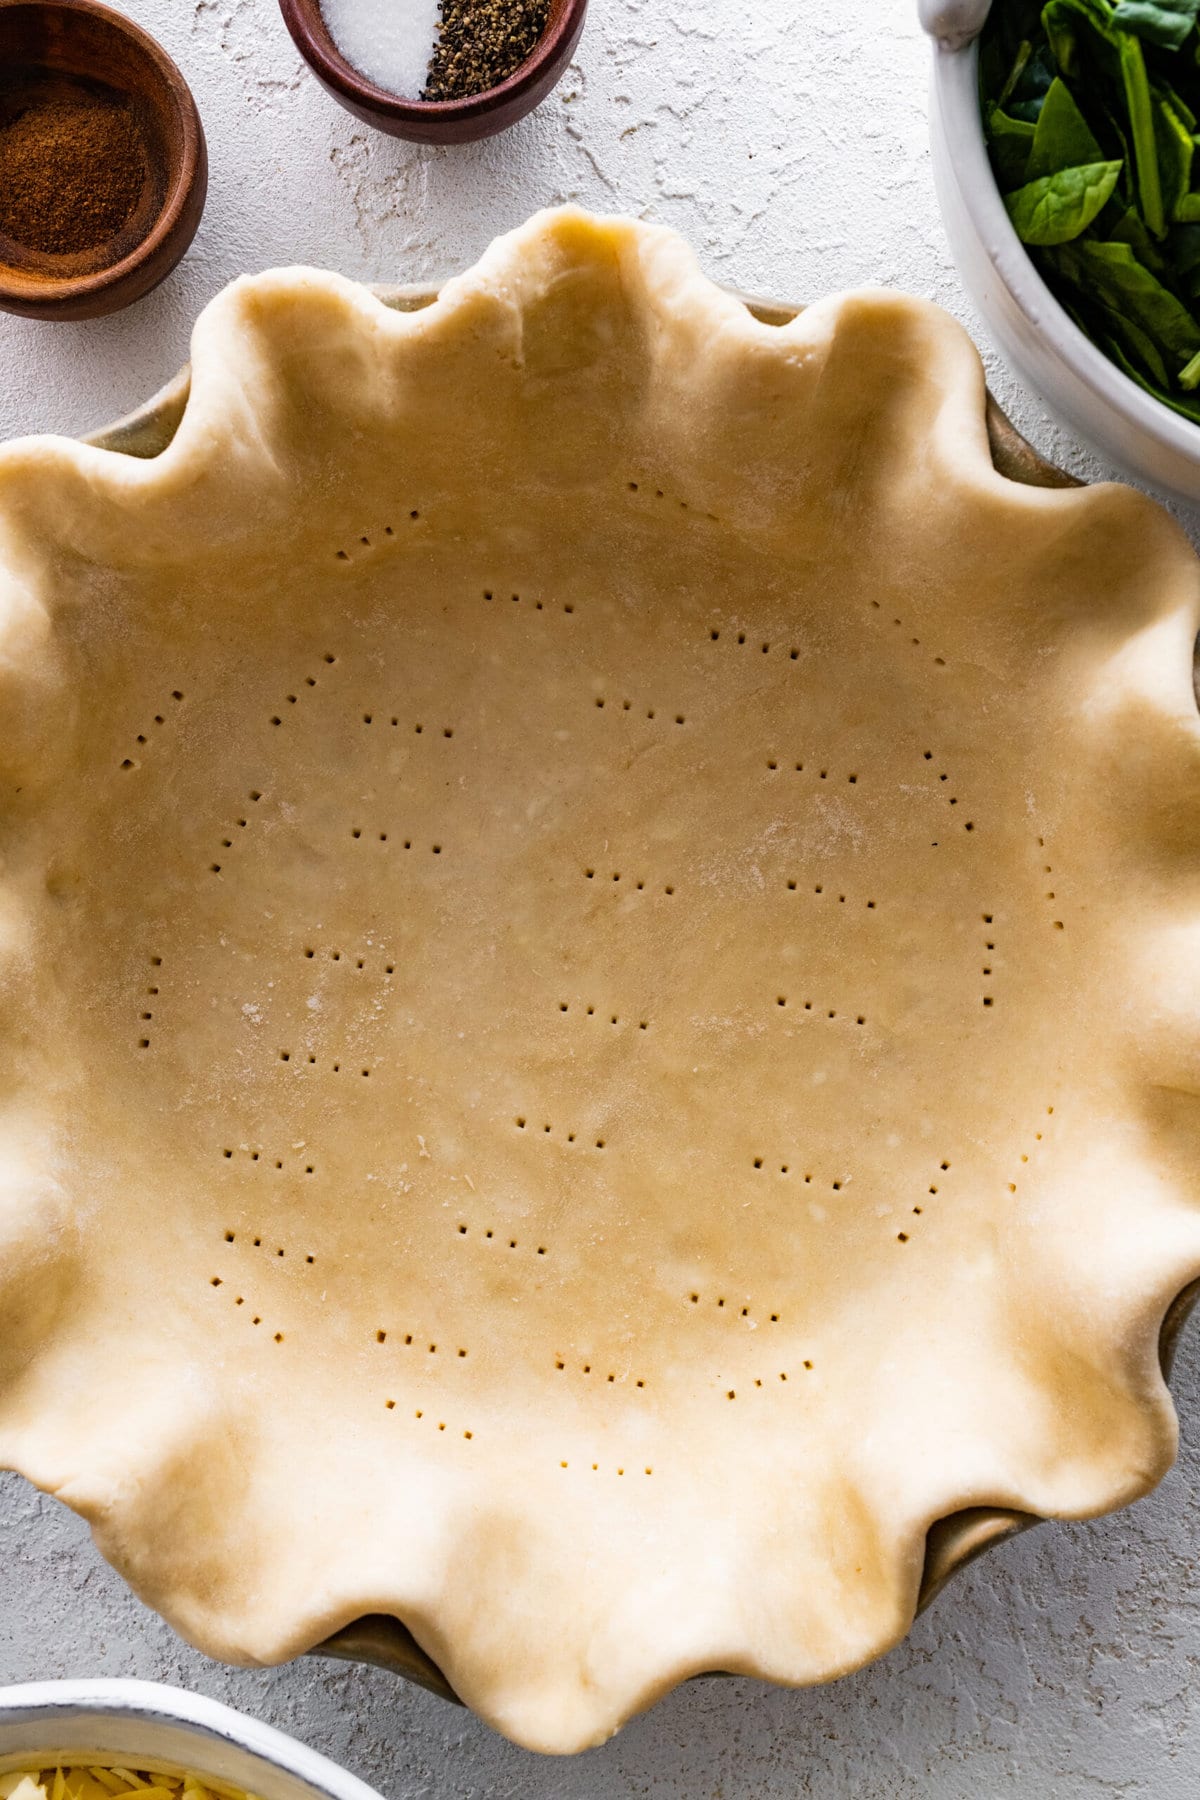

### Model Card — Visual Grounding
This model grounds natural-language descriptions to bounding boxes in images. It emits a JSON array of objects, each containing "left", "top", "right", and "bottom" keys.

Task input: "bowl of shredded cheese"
[{"left": 0, "top": 1683, "right": 382, "bottom": 1800}]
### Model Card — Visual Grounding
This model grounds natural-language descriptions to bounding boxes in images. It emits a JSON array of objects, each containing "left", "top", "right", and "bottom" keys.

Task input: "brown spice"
[
  {"left": 0, "top": 76, "right": 147, "bottom": 258},
  {"left": 423, "top": 0, "right": 551, "bottom": 101}
]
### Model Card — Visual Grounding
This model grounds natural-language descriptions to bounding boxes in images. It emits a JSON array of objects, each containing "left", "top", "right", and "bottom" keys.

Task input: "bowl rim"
[
  {"left": 932, "top": 32, "right": 1200, "bottom": 460},
  {"left": 0, "top": 1679, "right": 382, "bottom": 1800},
  {"left": 0, "top": 0, "right": 206, "bottom": 311},
  {"left": 277, "top": 0, "right": 586, "bottom": 126}
]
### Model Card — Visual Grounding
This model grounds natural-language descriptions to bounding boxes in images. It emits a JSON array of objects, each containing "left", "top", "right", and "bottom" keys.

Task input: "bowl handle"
[{"left": 918, "top": 0, "right": 992, "bottom": 49}]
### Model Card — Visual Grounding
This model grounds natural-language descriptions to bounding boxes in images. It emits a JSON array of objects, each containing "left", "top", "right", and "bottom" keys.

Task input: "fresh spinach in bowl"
[{"left": 981, "top": 0, "right": 1200, "bottom": 419}]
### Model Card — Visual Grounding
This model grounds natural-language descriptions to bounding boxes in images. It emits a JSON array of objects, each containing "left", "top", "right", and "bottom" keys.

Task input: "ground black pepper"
[
  {"left": 0, "top": 75, "right": 146, "bottom": 259},
  {"left": 423, "top": 0, "right": 551, "bottom": 101}
]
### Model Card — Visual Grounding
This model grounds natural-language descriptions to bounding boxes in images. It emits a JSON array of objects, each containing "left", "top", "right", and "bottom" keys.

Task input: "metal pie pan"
[{"left": 81, "top": 282, "right": 1199, "bottom": 1708}]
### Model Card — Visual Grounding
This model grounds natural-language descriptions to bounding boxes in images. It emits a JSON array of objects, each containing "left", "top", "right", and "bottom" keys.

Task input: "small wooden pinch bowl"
[
  {"left": 278, "top": 0, "right": 587, "bottom": 144},
  {"left": 0, "top": 0, "right": 206, "bottom": 322}
]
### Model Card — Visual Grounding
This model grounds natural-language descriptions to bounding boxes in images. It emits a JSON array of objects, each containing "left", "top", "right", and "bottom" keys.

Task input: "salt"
[{"left": 321, "top": 0, "right": 442, "bottom": 99}]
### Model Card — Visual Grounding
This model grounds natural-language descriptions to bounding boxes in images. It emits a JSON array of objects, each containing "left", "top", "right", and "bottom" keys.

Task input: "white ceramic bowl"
[
  {"left": 0, "top": 1681, "right": 382, "bottom": 1800},
  {"left": 922, "top": 0, "right": 1200, "bottom": 501}
]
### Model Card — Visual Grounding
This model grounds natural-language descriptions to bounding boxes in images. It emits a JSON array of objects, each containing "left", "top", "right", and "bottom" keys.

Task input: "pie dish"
[
  {"left": 1, "top": 207, "right": 1199, "bottom": 1754},
  {"left": 81, "top": 278, "right": 1155, "bottom": 1715}
]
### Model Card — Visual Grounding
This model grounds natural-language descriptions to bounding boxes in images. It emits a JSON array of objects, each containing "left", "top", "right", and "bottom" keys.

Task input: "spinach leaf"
[
  {"left": 985, "top": 103, "right": 1038, "bottom": 187},
  {"left": 1103, "top": 310, "right": 1176, "bottom": 378},
  {"left": 1168, "top": 218, "right": 1200, "bottom": 276},
  {"left": 1042, "top": 0, "right": 1122, "bottom": 76},
  {"left": 1079, "top": 283, "right": 1176, "bottom": 375},
  {"left": 1027, "top": 76, "right": 1105, "bottom": 172},
  {"left": 1005, "top": 159, "right": 1124, "bottom": 240},
  {"left": 1007, "top": 42, "right": 1059, "bottom": 117},
  {"left": 1051, "top": 236, "right": 1200, "bottom": 357},
  {"left": 1041, "top": 2, "right": 1167, "bottom": 232},
  {"left": 1118, "top": 28, "right": 1167, "bottom": 233},
  {"left": 1154, "top": 88, "right": 1196, "bottom": 215},
  {"left": 1163, "top": 81, "right": 1196, "bottom": 129},
  {"left": 1111, "top": 0, "right": 1200, "bottom": 49},
  {"left": 996, "top": 36, "right": 1034, "bottom": 106},
  {"left": 1100, "top": 331, "right": 1200, "bottom": 416},
  {"left": 1039, "top": 235, "right": 1177, "bottom": 374},
  {"left": 1111, "top": 201, "right": 1171, "bottom": 266}
]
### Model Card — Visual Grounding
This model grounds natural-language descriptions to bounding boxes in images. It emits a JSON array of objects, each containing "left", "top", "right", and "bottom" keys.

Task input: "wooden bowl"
[
  {"left": 278, "top": 0, "right": 587, "bottom": 145},
  {"left": 0, "top": 0, "right": 206, "bottom": 322}
]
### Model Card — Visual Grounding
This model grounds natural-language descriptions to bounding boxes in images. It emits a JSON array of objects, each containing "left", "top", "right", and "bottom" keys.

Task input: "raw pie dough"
[{"left": 0, "top": 209, "right": 1198, "bottom": 1753}]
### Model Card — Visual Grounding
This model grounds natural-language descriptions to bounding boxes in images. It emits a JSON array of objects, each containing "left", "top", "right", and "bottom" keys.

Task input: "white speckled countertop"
[{"left": 1, "top": 1, "right": 1198, "bottom": 1792}]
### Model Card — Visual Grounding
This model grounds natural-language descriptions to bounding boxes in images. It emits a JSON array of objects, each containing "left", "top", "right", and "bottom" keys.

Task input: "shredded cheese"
[{"left": 0, "top": 1766, "right": 262, "bottom": 1800}]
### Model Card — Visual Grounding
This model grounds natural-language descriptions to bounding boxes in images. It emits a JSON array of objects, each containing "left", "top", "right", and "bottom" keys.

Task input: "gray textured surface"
[{"left": 1, "top": 0, "right": 1199, "bottom": 1791}]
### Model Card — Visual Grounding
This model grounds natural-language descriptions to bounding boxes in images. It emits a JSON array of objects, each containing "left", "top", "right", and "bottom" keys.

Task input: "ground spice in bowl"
[{"left": 0, "top": 72, "right": 148, "bottom": 260}]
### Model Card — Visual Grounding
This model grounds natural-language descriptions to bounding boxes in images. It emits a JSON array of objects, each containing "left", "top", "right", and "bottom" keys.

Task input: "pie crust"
[{"left": 1, "top": 208, "right": 1199, "bottom": 1752}]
